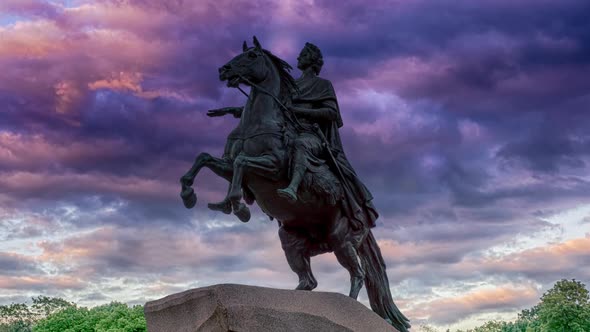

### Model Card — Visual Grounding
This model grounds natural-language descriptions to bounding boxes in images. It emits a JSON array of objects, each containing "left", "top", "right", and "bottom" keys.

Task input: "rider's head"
[{"left": 298, "top": 42, "right": 324, "bottom": 75}]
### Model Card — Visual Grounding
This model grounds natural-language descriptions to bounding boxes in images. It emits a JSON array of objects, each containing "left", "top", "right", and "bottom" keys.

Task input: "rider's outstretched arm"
[
  {"left": 232, "top": 107, "right": 244, "bottom": 118},
  {"left": 207, "top": 106, "right": 244, "bottom": 118}
]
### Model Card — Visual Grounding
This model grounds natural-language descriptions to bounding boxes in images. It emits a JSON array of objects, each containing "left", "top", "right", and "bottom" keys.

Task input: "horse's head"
[{"left": 219, "top": 36, "right": 270, "bottom": 88}]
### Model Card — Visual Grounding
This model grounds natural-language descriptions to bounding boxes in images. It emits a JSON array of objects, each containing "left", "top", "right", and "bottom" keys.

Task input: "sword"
[
  {"left": 312, "top": 123, "right": 345, "bottom": 184},
  {"left": 312, "top": 123, "right": 363, "bottom": 230}
]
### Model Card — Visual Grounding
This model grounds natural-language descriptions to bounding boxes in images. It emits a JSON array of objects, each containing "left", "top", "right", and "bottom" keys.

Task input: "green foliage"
[
  {"left": 463, "top": 279, "right": 590, "bottom": 332},
  {"left": 0, "top": 297, "right": 74, "bottom": 332},
  {"left": 30, "top": 297, "right": 74, "bottom": 319},
  {"left": 0, "top": 297, "right": 145, "bottom": 332},
  {"left": 0, "top": 303, "right": 34, "bottom": 326},
  {"left": 472, "top": 320, "right": 505, "bottom": 332},
  {"left": 0, "top": 320, "right": 32, "bottom": 332},
  {"left": 33, "top": 302, "right": 146, "bottom": 332},
  {"left": 535, "top": 279, "right": 590, "bottom": 332},
  {"left": 93, "top": 303, "right": 146, "bottom": 332},
  {"left": 420, "top": 324, "right": 441, "bottom": 332}
]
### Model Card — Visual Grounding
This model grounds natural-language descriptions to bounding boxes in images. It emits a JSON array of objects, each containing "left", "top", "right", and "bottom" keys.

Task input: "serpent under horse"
[{"left": 180, "top": 37, "right": 410, "bottom": 331}]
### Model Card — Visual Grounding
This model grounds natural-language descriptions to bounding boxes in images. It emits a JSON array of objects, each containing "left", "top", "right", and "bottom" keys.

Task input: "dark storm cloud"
[
  {"left": 496, "top": 107, "right": 590, "bottom": 173},
  {"left": 1, "top": 0, "right": 586, "bottom": 230}
]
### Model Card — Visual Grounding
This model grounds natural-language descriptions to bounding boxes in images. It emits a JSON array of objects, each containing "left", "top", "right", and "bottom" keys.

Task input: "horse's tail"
[{"left": 358, "top": 231, "right": 411, "bottom": 332}]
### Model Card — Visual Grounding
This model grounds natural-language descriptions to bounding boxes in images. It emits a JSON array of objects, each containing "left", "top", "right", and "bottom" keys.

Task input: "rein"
[
  {"left": 228, "top": 130, "right": 284, "bottom": 141},
  {"left": 237, "top": 74, "right": 304, "bottom": 131}
]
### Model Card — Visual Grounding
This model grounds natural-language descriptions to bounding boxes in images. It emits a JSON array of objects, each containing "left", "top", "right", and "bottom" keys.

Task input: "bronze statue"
[{"left": 180, "top": 37, "right": 411, "bottom": 331}]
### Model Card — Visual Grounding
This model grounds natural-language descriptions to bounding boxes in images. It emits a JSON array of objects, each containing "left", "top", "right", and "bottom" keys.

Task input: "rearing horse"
[{"left": 180, "top": 37, "right": 410, "bottom": 332}]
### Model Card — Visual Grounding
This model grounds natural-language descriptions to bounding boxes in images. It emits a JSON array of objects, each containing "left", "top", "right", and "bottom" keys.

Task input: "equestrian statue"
[{"left": 179, "top": 36, "right": 411, "bottom": 331}]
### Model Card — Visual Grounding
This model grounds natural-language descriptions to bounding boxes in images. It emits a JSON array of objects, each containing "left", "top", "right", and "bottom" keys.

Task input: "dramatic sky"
[{"left": 1, "top": 0, "right": 589, "bottom": 330}]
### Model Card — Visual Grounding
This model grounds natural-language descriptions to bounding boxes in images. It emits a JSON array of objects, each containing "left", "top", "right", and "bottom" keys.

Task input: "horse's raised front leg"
[
  {"left": 226, "top": 154, "right": 278, "bottom": 222},
  {"left": 179, "top": 152, "right": 233, "bottom": 209}
]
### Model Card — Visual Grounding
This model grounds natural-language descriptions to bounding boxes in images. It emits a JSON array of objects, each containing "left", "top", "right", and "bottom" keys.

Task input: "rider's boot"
[
  {"left": 277, "top": 166, "right": 305, "bottom": 203},
  {"left": 276, "top": 187, "right": 297, "bottom": 202}
]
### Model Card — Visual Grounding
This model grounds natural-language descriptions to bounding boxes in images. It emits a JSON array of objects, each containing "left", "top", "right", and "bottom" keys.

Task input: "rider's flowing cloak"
[{"left": 293, "top": 75, "right": 379, "bottom": 230}]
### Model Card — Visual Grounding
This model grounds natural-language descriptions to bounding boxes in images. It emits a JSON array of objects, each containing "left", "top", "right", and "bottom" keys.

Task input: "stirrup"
[{"left": 277, "top": 187, "right": 297, "bottom": 202}]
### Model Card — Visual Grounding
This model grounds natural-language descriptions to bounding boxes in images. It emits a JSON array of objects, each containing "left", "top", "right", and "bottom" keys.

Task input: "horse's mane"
[{"left": 262, "top": 49, "right": 298, "bottom": 104}]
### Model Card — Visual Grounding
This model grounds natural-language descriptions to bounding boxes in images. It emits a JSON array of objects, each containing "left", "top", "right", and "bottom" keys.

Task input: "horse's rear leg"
[
  {"left": 334, "top": 242, "right": 365, "bottom": 299},
  {"left": 328, "top": 211, "right": 366, "bottom": 299},
  {"left": 279, "top": 226, "right": 318, "bottom": 291}
]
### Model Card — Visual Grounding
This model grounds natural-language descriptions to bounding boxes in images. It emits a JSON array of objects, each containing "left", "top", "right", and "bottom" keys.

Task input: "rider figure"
[{"left": 276, "top": 43, "right": 339, "bottom": 202}]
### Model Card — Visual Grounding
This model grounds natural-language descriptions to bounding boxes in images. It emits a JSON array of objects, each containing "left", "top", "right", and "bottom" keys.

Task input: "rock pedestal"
[{"left": 144, "top": 284, "right": 398, "bottom": 332}]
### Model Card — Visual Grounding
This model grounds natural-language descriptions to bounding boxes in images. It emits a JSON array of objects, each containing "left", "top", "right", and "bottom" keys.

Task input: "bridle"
[{"left": 236, "top": 74, "right": 304, "bottom": 131}]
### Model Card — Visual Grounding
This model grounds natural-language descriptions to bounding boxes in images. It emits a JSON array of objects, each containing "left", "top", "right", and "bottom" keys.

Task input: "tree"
[
  {"left": 419, "top": 324, "right": 440, "bottom": 332},
  {"left": 536, "top": 279, "right": 590, "bottom": 332},
  {"left": 0, "top": 297, "right": 74, "bottom": 332},
  {"left": 472, "top": 320, "right": 505, "bottom": 332},
  {"left": 33, "top": 302, "right": 146, "bottom": 332},
  {"left": 508, "top": 305, "right": 542, "bottom": 332},
  {"left": 93, "top": 303, "right": 146, "bottom": 332},
  {"left": 0, "top": 303, "right": 34, "bottom": 325},
  {"left": 30, "top": 297, "right": 73, "bottom": 319},
  {"left": 463, "top": 279, "right": 590, "bottom": 332}
]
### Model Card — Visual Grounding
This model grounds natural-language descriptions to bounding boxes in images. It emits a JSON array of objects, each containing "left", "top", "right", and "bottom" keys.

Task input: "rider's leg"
[
  {"left": 278, "top": 225, "right": 317, "bottom": 291},
  {"left": 277, "top": 139, "right": 309, "bottom": 202}
]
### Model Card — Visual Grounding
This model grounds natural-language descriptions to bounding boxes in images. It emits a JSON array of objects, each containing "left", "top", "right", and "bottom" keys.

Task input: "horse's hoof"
[
  {"left": 180, "top": 187, "right": 197, "bottom": 209},
  {"left": 208, "top": 201, "right": 231, "bottom": 214},
  {"left": 234, "top": 203, "right": 251, "bottom": 223},
  {"left": 277, "top": 188, "right": 297, "bottom": 203},
  {"left": 295, "top": 279, "right": 317, "bottom": 291}
]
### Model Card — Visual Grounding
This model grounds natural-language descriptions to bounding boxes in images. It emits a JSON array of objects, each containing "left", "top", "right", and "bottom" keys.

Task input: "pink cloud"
[
  {"left": 33, "top": 223, "right": 292, "bottom": 292},
  {"left": 0, "top": 131, "right": 134, "bottom": 171},
  {"left": 0, "top": 169, "right": 178, "bottom": 203},
  {"left": 0, "top": 0, "right": 61, "bottom": 20},
  {"left": 88, "top": 72, "right": 143, "bottom": 94},
  {"left": 382, "top": 234, "right": 590, "bottom": 288},
  {"left": 88, "top": 71, "right": 197, "bottom": 101},
  {"left": 0, "top": 20, "right": 65, "bottom": 58},
  {"left": 0, "top": 5, "right": 175, "bottom": 118},
  {"left": 409, "top": 284, "right": 539, "bottom": 324},
  {"left": 0, "top": 276, "right": 84, "bottom": 290},
  {"left": 477, "top": 235, "right": 590, "bottom": 278}
]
